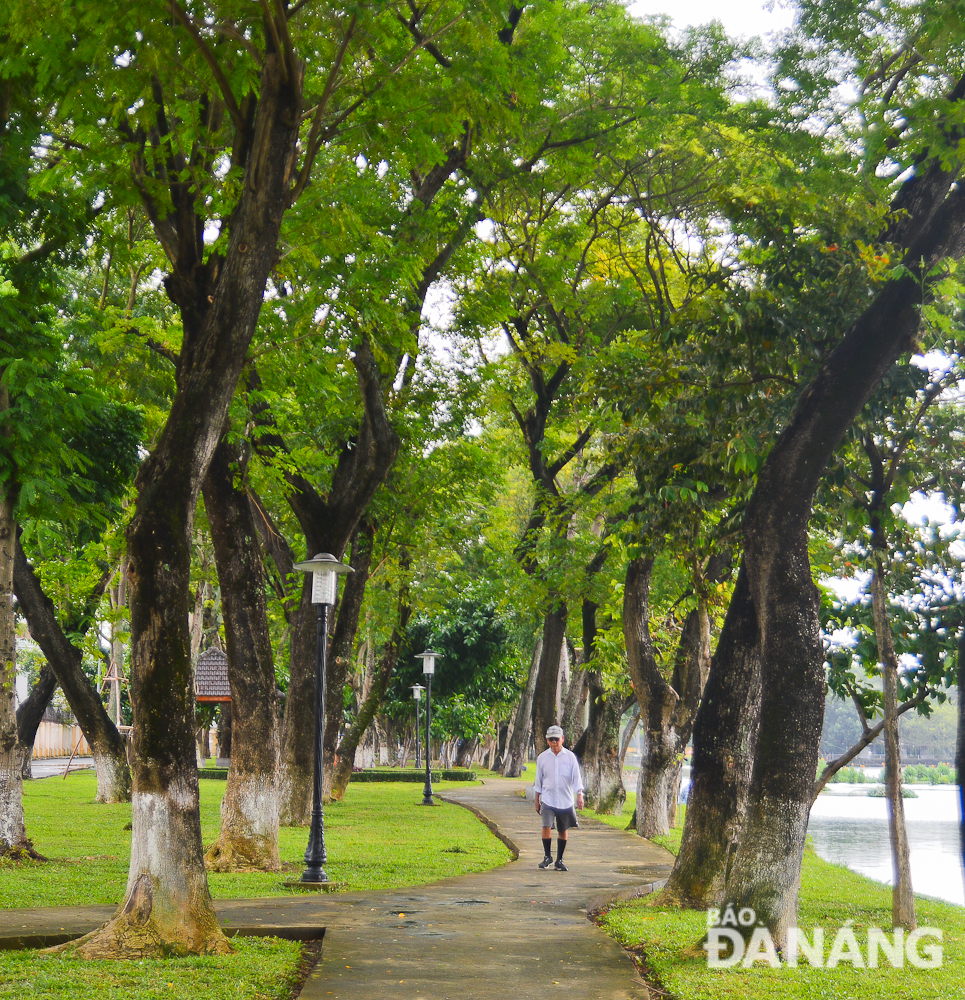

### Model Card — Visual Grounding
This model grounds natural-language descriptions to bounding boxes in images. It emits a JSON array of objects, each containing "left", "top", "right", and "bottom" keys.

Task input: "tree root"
[
  {"left": 205, "top": 837, "right": 281, "bottom": 873},
  {"left": 0, "top": 839, "right": 48, "bottom": 861},
  {"left": 47, "top": 874, "right": 232, "bottom": 958}
]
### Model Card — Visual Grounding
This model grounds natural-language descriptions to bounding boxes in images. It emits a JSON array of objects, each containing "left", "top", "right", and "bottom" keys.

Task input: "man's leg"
[
  {"left": 539, "top": 825, "right": 553, "bottom": 868},
  {"left": 555, "top": 829, "right": 568, "bottom": 870}
]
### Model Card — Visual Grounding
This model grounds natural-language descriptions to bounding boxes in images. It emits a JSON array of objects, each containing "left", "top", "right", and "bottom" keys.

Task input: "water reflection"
[{"left": 807, "top": 785, "right": 964, "bottom": 907}]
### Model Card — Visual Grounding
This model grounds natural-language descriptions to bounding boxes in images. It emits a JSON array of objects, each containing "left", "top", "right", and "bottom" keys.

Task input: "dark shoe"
[
  {"left": 554, "top": 860, "right": 567, "bottom": 871},
  {"left": 538, "top": 855, "right": 554, "bottom": 869}
]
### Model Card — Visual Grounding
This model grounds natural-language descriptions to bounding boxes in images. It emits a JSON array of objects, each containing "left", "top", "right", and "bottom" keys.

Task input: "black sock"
[
  {"left": 542, "top": 838, "right": 552, "bottom": 857},
  {"left": 556, "top": 839, "right": 567, "bottom": 861}
]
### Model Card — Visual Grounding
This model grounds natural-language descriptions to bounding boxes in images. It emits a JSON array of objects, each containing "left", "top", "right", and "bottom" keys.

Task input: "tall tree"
[
  {"left": 672, "top": 120, "right": 965, "bottom": 957},
  {"left": 18, "top": 0, "right": 479, "bottom": 956}
]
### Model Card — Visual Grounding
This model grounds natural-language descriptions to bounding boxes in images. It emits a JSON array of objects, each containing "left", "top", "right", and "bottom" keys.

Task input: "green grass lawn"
[
  {"left": 0, "top": 771, "right": 512, "bottom": 999},
  {"left": 584, "top": 794, "right": 965, "bottom": 999},
  {"left": 2, "top": 771, "right": 511, "bottom": 909}
]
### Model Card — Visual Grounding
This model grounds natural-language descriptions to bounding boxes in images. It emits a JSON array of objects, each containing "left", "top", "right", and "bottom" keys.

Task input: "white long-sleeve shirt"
[{"left": 534, "top": 746, "right": 584, "bottom": 809}]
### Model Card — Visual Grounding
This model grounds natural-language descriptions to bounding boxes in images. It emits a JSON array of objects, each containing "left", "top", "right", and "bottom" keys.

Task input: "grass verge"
[
  {"left": 585, "top": 795, "right": 965, "bottom": 999},
  {"left": 2, "top": 772, "right": 511, "bottom": 908},
  {"left": 1, "top": 772, "right": 512, "bottom": 999}
]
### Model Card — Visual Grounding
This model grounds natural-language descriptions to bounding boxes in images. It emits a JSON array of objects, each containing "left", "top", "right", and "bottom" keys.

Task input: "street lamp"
[
  {"left": 415, "top": 651, "right": 440, "bottom": 805},
  {"left": 292, "top": 552, "right": 354, "bottom": 884},
  {"left": 410, "top": 684, "right": 425, "bottom": 769}
]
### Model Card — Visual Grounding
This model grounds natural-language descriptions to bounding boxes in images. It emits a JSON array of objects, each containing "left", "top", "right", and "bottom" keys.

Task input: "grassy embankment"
[
  {"left": 0, "top": 771, "right": 511, "bottom": 1000},
  {"left": 585, "top": 791, "right": 965, "bottom": 1000}
]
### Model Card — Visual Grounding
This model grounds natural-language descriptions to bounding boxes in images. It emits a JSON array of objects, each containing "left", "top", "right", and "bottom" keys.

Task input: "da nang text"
[{"left": 704, "top": 907, "right": 943, "bottom": 969}]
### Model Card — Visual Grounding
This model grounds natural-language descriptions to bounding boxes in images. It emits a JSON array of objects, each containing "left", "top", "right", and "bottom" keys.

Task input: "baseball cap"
[{"left": 545, "top": 725, "right": 564, "bottom": 739}]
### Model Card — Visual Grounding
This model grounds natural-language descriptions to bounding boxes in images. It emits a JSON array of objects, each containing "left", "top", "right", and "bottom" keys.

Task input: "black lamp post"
[
  {"left": 292, "top": 552, "right": 353, "bottom": 884},
  {"left": 410, "top": 684, "right": 425, "bottom": 769},
  {"left": 415, "top": 651, "right": 440, "bottom": 805}
]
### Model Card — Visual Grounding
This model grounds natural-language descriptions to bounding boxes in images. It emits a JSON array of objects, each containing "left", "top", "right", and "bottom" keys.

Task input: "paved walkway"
[{"left": 2, "top": 779, "right": 674, "bottom": 999}]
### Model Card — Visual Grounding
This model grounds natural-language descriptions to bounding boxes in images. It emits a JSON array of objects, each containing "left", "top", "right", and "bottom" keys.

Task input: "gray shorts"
[{"left": 539, "top": 803, "right": 580, "bottom": 832}]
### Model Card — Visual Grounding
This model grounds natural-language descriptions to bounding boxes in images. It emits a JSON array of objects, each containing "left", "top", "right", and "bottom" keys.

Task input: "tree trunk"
[
  {"left": 331, "top": 589, "right": 412, "bottom": 800},
  {"left": 16, "top": 665, "right": 58, "bottom": 779},
  {"left": 532, "top": 601, "right": 567, "bottom": 753},
  {"left": 502, "top": 638, "right": 541, "bottom": 777},
  {"left": 454, "top": 736, "right": 478, "bottom": 768},
  {"left": 579, "top": 671, "right": 626, "bottom": 814},
  {"left": 68, "top": 51, "right": 302, "bottom": 958},
  {"left": 201, "top": 435, "right": 280, "bottom": 873},
  {"left": 0, "top": 419, "right": 26, "bottom": 853},
  {"left": 218, "top": 704, "right": 232, "bottom": 759},
  {"left": 664, "top": 573, "right": 760, "bottom": 906},
  {"left": 278, "top": 582, "right": 315, "bottom": 825},
  {"left": 560, "top": 657, "right": 588, "bottom": 747},
  {"left": 871, "top": 564, "right": 916, "bottom": 929},
  {"left": 250, "top": 339, "right": 399, "bottom": 823},
  {"left": 13, "top": 538, "right": 131, "bottom": 804},
  {"left": 619, "top": 703, "right": 640, "bottom": 764},
  {"left": 323, "top": 521, "right": 374, "bottom": 801},
  {"left": 623, "top": 558, "right": 711, "bottom": 840},
  {"left": 712, "top": 192, "right": 965, "bottom": 952}
]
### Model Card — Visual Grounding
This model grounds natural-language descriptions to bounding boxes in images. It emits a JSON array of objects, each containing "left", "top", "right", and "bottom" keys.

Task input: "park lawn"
[
  {"left": 0, "top": 772, "right": 512, "bottom": 1000},
  {"left": 0, "top": 937, "right": 304, "bottom": 1000},
  {"left": 584, "top": 795, "right": 965, "bottom": 1000},
  {"left": 2, "top": 771, "right": 511, "bottom": 908}
]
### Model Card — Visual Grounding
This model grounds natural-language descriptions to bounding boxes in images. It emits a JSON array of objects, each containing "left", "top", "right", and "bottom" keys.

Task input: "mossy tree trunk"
[
  {"left": 249, "top": 342, "right": 399, "bottom": 825},
  {"left": 69, "top": 50, "right": 302, "bottom": 958},
  {"left": 201, "top": 435, "right": 279, "bottom": 873},
  {"left": 532, "top": 601, "right": 568, "bottom": 754},
  {"left": 663, "top": 565, "right": 761, "bottom": 906},
  {"left": 323, "top": 520, "right": 374, "bottom": 801},
  {"left": 580, "top": 671, "right": 626, "bottom": 814}
]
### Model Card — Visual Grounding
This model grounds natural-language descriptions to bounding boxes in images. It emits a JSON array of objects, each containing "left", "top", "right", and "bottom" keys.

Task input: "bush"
[
  {"left": 903, "top": 762, "right": 956, "bottom": 784},
  {"left": 825, "top": 765, "right": 869, "bottom": 784},
  {"left": 868, "top": 786, "right": 918, "bottom": 798}
]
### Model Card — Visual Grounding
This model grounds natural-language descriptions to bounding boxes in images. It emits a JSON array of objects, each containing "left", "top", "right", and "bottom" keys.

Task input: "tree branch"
[{"left": 169, "top": 0, "right": 247, "bottom": 134}]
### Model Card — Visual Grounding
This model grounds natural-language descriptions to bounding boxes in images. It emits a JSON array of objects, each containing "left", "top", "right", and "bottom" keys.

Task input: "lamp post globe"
[
  {"left": 415, "top": 651, "right": 440, "bottom": 805},
  {"left": 292, "top": 552, "right": 353, "bottom": 883}
]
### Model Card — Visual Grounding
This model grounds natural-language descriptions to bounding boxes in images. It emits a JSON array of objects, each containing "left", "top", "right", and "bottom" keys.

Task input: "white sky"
[{"left": 628, "top": 0, "right": 798, "bottom": 37}]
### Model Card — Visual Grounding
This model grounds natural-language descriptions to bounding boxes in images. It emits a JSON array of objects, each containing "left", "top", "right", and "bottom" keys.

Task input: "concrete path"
[{"left": 1, "top": 779, "right": 674, "bottom": 999}]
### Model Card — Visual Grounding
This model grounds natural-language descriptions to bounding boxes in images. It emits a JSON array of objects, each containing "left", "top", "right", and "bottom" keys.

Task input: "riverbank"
[
  {"left": 809, "top": 784, "right": 963, "bottom": 907},
  {"left": 587, "top": 794, "right": 965, "bottom": 998}
]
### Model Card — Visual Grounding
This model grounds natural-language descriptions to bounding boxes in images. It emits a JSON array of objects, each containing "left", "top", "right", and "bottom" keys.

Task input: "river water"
[{"left": 807, "top": 785, "right": 964, "bottom": 907}]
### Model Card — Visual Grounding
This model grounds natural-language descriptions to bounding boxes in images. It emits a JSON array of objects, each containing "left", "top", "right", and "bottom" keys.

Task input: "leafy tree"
[{"left": 668, "top": 5, "right": 965, "bottom": 948}]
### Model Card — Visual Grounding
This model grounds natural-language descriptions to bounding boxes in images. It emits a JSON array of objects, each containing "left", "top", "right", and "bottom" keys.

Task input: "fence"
[{"left": 31, "top": 721, "right": 90, "bottom": 759}]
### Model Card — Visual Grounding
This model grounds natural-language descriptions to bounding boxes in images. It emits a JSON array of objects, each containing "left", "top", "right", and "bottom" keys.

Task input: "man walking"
[{"left": 533, "top": 725, "right": 584, "bottom": 871}]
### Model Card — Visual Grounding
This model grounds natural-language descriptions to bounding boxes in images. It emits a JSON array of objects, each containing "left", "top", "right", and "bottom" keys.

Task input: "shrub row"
[
  {"left": 349, "top": 769, "right": 477, "bottom": 783},
  {"left": 817, "top": 760, "right": 958, "bottom": 785},
  {"left": 196, "top": 767, "right": 477, "bottom": 782}
]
